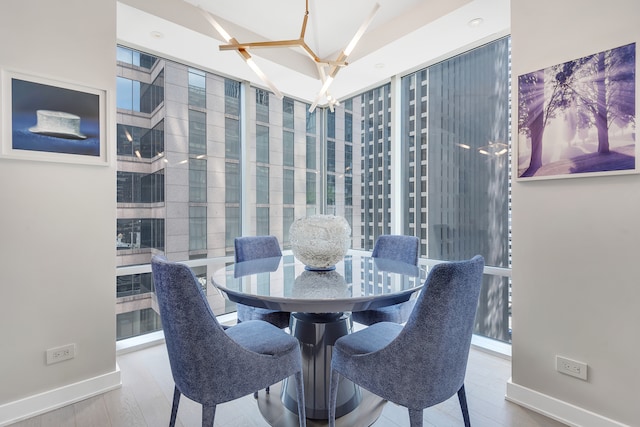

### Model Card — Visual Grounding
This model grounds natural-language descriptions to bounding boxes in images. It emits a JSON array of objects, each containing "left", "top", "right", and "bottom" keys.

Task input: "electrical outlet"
[
  {"left": 556, "top": 355, "right": 587, "bottom": 380},
  {"left": 46, "top": 343, "right": 76, "bottom": 365}
]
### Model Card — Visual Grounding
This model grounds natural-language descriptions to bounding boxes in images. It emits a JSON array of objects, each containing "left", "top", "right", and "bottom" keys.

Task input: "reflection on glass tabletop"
[{"left": 211, "top": 253, "right": 426, "bottom": 313}]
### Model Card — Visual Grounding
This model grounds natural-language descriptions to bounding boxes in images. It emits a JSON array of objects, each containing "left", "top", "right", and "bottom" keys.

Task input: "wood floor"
[{"left": 8, "top": 342, "right": 566, "bottom": 427}]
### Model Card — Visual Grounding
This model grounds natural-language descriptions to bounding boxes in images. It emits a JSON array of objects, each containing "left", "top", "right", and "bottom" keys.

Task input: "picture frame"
[
  {"left": 516, "top": 42, "right": 636, "bottom": 180},
  {"left": 1, "top": 69, "right": 107, "bottom": 165}
]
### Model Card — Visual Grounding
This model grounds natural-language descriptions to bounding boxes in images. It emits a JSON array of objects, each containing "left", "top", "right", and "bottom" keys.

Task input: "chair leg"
[
  {"left": 294, "top": 371, "right": 306, "bottom": 427},
  {"left": 169, "top": 386, "right": 181, "bottom": 427},
  {"left": 408, "top": 408, "right": 423, "bottom": 427},
  {"left": 253, "top": 385, "right": 271, "bottom": 399},
  {"left": 328, "top": 370, "right": 340, "bottom": 427},
  {"left": 201, "top": 404, "right": 216, "bottom": 427},
  {"left": 457, "top": 384, "right": 471, "bottom": 427}
]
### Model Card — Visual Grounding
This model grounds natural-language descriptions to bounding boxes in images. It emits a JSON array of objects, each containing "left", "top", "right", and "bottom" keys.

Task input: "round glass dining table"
[{"left": 211, "top": 252, "right": 426, "bottom": 425}]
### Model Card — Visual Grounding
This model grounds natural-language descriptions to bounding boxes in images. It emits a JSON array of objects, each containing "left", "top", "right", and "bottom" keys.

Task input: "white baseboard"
[
  {"left": 505, "top": 379, "right": 629, "bottom": 427},
  {"left": 0, "top": 367, "right": 121, "bottom": 427}
]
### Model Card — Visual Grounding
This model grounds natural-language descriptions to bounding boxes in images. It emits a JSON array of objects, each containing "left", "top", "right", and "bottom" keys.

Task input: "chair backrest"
[
  {"left": 372, "top": 256, "right": 420, "bottom": 276},
  {"left": 384, "top": 255, "right": 484, "bottom": 407},
  {"left": 234, "top": 235, "right": 282, "bottom": 263},
  {"left": 151, "top": 255, "right": 239, "bottom": 402},
  {"left": 372, "top": 235, "right": 419, "bottom": 265},
  {"left": 234, "top": 256, "right": 281, "bottom": 278}
]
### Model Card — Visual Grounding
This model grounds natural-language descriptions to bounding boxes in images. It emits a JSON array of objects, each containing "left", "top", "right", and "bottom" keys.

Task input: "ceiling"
[{"left": 117, "top": 0, "right": 510, "bottom": 105}]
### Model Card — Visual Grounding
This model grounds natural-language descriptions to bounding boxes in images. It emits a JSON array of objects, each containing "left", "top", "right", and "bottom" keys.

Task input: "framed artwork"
[
  {"left": 1, "top": 69, "right": 107, "bottom": 165},
  {"left": 517, "top": 42, "right": 636, "bottom": 180}
]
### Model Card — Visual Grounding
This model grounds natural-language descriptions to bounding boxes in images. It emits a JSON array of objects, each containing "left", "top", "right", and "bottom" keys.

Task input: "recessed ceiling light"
[
  {"left": 150, "top": 31, "right": 164, "bottom": 39},
  {"left": 468, "top": 18, "right": 484, "bottom": 27},
  {"left": 374, "top": 63, "right": 385, "bottom": 69}
]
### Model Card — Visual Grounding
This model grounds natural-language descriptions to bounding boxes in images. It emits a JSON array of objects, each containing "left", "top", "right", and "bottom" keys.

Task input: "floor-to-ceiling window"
[
  {"left": 305, "top": 107, "right": 320, "bottom": 217},
  {"left": 254, "top": 91, "right": 271, "bottom": 236},
  {"left": 115, "top": 46, "right": 328, "bottom": 339},
  {"left": 116, "top": 47, "right": 250, "bottom": 339},
  {"left": 359, "top": 84, "right": 392, "bottom": 250},
  {"left": 400, "top": 37, "right": 512, "bottom": 342},
  {"left": 343, "top": 100, "right": 355, "bottom": 237},
  {"left": 188, "top": 70, "right": 208, "bottom": 256},
  {"left": 115, "top": 46, "right": 165, "bottom": 340},
  {"left": 116, "top": 36, "right": 511, "bottom": 343},
  {"left": 225, "top": 79, "right": 242, "bottom": 253},
  {"left": 283, "top": 97, "right": 296, "bottom": 247}
]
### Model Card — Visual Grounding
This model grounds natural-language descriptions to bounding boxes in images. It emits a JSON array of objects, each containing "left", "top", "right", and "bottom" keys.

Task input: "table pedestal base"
[
  {"left": 256, "top": 382, "right": 386, "bottom": 427},
  {"left": 283, "top": 312, "right": 359, "bottom": 419}
]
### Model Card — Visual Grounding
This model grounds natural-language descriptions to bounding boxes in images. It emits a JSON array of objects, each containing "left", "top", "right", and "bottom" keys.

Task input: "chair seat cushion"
[
  {"left": 237, "top": 304, "right": 291, "bottom": 329},
  {"left": 226, "top": 320, "right": 299, "bottom": 356},
  {"left": 351, "top": 299, "right": 416, "bottom": 326},
  {"left": 335, "top": 321, "right": 403, "bottom": 356}
]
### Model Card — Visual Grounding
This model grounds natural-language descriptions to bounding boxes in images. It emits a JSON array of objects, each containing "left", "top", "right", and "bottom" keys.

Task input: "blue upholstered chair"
[
  {"left": 351, "top": 235, "right": 420, "bottom": 325},
  {"left": 234, "top": 236, "right": 291, "bottom": 329},
  {"left": 151, "top": 256, "right": 306, "bottom": 427},
  {"left": 329, "top": 255, "right": 484, "bottom": 427}
]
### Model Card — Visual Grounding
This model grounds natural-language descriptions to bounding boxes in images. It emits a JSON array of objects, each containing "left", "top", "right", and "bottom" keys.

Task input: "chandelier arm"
[
  {"left": 236, "top": 49, "right": 284, "bottom": 99},
  {"left": 300, "top": 0, "right": 309, "bottom": 39},
  {"left": 309, "top": 2, "right": 380, "bottom": 111},
  {"left": 322, "top": 60, "right": 348, "bottom": 67},
  {"left": 317, "top": 62, "right": 328, "bottom": 82},
  {"left": 199, "top": 7, "right": 232, "bottom": 42},
  {"left": 344, "top": 2, "right": 380, "bottom": 56},
  {"left": 199, "top": 6, "right": 283, "bottom": 99},
  {"left": 300, "top": 42, "right": 322, "bottom": 63},
  {"left": 324, "top": 1, "right": 379, "bottom": 79},
  {"left": 219, "top": 39, "right": 303, "bottom": 51},
  {"left": 327, "top": 52, "right": 347, "bottom": 79},
  {"left": 308, "top": 100, "right": 319, "bottom": 113},
  {"left": 308, "top": 63, "right": 328, "bottom": 112}
]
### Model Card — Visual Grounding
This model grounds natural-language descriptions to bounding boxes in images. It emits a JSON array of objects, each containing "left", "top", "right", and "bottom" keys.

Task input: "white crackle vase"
[{"left": 289, "top": 215, "right": 351, "bottom": 270}]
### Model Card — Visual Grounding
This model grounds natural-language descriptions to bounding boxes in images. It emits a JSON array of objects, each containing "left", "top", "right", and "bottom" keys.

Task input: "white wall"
[
  {"left": 0, "top": 0, "right": 120, "bottom": 424},
  {"left": 509, "top": 1, "right": 640, "bottom": 426}
]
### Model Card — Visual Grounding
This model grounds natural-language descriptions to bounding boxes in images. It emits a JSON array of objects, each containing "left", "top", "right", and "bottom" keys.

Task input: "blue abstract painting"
[{"left": 11, "top": 78, "right": 101, "bottom": 157}]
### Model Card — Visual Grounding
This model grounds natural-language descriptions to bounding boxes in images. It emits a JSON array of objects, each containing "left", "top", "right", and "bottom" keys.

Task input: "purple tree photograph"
[{"left": 518, "top": 42, "right": 636, "bottom": 179}]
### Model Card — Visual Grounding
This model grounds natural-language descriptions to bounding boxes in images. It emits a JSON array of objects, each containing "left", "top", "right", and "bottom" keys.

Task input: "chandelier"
[{"left": 199, "top": 0, "right": 380, "bottom": 112}]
